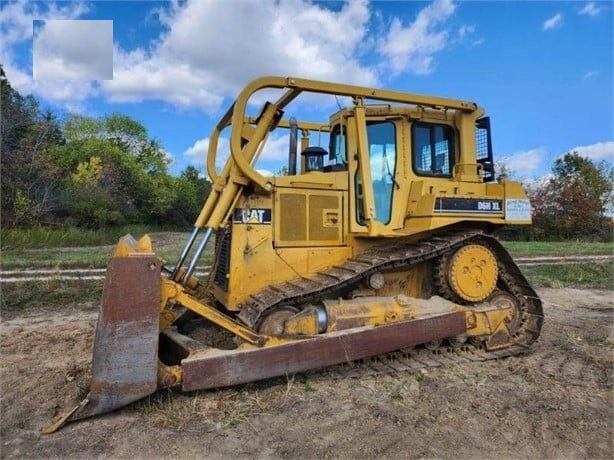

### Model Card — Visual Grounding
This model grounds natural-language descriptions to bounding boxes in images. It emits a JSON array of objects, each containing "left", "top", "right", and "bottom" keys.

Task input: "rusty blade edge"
[
  {"left": 42, "top": 397, "right": 90, "bottom": 434},
  {"left": 180, "top": 311, "right": 467, "bottom": 391}
]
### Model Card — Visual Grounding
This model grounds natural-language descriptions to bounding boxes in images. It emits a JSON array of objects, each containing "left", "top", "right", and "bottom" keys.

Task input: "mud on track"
[{"left": 1, "top": 288, "right": 612, "bottom": 459}]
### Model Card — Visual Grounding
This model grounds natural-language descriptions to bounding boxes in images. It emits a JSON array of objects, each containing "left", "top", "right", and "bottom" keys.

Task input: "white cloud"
[
  {"left": 522, "top": 174, "right": 554, "bottom": 198},
  {"left": 377, "top": 0, "right": 456, "bottom": 75},
  {"left": 0, "top": 0, "right": 88, "bottom": 46},
  {"left": 184, "top": 138, "right": 211, "bottom": 158},
  {"left": 456, "top": 24, "right": 484, "bottom": 47},
  {"left": 33, "top": 20, "right": 113, "bottom": 80},
  {"left": 504, "top": 142, "right": 613, "bottom": 180},
  {"left": 0, "top": 1, "right": 95, "bottom": 108},
  {"left": 104, "top": 0, "right": 462, "bottom": 109},
  {"left": 579, "top": 2, "right": 601, "bottom": 16},
  {"left": 571, "top": 141, "right": 614, "bottom": 162},
  {"left": 184, "top": 131, "right": 291, "bottom": 172},
  {"left": 184, "top": 136, "right": 231, "bottom": 173},
  {"left": 103, "top": 46, "right": 224, "bottom": 112},
  {"left": 543, "top": 13, "right": 563, "bottom": 31},
  {"left": 2, "top": 0, "right": 462, "bottom": 112},
  {"left": 1, "top": 59, "right": 97, "bottom": 112},
  {"left": 583, "top": 71, "right": 599, "bottom": 79},
  {"left": 502, "top": 148, "right": 547, "bottom": 176},
  {"left": 455, "top": 24, "right": 485, "bottom": 47},
  {"left": 458, "top": 24, "right": 474, "bottom": 38},
  {"left": 257, "top": 169, "right": 275, "bottom": 177},
  {"left": 258, "top": 133, "right": 291, "bottom": 162},
  {"left": 102, "top": 0, "right": 377, "bottom": 111},
  {"left": 27, "top": 80, "right": 96, "bottom": 109}
]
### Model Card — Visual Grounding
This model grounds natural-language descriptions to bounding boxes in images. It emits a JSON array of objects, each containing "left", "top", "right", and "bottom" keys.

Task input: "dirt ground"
[{"left": 1, "top": 288, "right": 612, "bottom": 459}]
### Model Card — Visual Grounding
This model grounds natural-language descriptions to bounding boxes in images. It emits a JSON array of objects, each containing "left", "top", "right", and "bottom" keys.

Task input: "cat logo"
[{"left": 233, "top": 208, "right": 272, "bottom": 224}]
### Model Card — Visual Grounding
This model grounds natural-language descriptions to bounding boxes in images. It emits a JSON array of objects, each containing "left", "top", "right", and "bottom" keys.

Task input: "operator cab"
[{"left": 325, "top": 104, "right": 496, "bottom": 234}]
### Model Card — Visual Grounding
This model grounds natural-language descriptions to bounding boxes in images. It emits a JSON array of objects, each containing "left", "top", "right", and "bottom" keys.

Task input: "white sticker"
[{"left": 505, "top": 199, "right": 532, "bottom": 221}]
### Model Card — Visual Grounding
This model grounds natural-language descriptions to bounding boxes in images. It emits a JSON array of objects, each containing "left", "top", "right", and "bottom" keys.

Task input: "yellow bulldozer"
[{"left": 45, "top": 76, "right": 543, "bottom": 432}]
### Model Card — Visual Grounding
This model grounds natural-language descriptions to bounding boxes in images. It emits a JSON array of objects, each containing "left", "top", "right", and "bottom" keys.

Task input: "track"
[
  {"left": 235, "top": 230, "right": 543, "bottom": 338},
  {"left": 305, "top": 343, "right": 531, "bottom": 382}
]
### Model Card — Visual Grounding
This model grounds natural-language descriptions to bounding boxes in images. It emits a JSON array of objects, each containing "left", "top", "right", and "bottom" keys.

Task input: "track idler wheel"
[
  {"left": 437, "top": 243, "right": 498, "bottom": 303},
  {"left": 257, "top": 306, "right": 300, "bottom": 336},
  {"left": 486, "top": 290, "right": 522, "bottom": 336}
]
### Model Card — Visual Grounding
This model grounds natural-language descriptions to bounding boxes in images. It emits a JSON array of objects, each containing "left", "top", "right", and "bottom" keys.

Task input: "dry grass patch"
[{"left": 135, "top": 376, "right": 307, "bottom": 431}]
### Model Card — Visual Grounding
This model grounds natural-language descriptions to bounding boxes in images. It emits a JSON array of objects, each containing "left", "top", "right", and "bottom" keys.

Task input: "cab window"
[
  {"left": 329, "top": 124, "right": 347, "bottom": 165},
  {"left": 412, "top": 123, "right": 454, "bottom": 177}
]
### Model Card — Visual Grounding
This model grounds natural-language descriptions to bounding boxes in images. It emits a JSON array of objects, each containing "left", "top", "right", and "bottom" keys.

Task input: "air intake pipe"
[{"left": 288, "top": 117, "right": 298, "bottom": 175}]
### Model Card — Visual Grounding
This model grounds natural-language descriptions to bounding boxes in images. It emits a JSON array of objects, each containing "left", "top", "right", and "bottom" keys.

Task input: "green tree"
[
  {"left": 165, "top": 166, "right": 212, "bottom": 226},
  {"left": 532, "top": 152, "right": 613, "bottom": 241},
  {"left": 53, "top": 113, "right": 176, "bottom": 226},
  {"left": 53, "top": 139, "right": 132, "bottom": 226},
  {"left": 1, "top": 68, "right": 209, "bottom": 229},
  {"left": 1, "top": 66, "right": 64, "bottom": 226},
  {"left": 63, "top": 113, "right": 170, "bottom": 175}
]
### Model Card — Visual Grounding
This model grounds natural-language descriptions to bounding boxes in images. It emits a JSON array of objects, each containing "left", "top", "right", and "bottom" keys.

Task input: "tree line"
[
  {"left": 520, "top": 152, "right": 613, "bottom": 241},
  {"left": 1, "top": 66, "right": 210, "bottom": 229},
  {"left": 1, "top": 66, "right": 612, "bottom": 240},
  {"left": 495, "top": 150, "right": 613, "bottom": 242}
]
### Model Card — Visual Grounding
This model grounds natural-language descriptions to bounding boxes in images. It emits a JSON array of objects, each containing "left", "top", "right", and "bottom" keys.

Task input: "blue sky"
[{"left": 1, "top": 0, "right": 612, "bottom": 180}]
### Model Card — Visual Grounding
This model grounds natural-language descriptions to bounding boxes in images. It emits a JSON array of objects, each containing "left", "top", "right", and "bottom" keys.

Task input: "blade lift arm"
[{"left": 171, "top": 100, "right": 283, "bottom": 284}]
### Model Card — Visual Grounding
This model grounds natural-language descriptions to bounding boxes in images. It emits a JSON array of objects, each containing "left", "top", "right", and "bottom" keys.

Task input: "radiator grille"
[
  {"left": 309, "top": 195, "right": 338, "bottom": 240},
  {"left": 280, "top": 194, "right": 307, "bottom": 240},
  {"left": 213, "top": 228, "right": 231, "bottom": 291}
]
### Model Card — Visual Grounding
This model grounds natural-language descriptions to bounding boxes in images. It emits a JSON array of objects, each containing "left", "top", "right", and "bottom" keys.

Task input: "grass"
[
  {"left": 0, "top": 231, "right": 214, "bottom": 270},
  {"left": 0, "top": 230, "right": 214, "bottom": 314},
  {"left": 0, "top": 225, "right": 202, "bottom": 269},
  {"left": 0, "top": 279, "right": 104, "bottom": 316},
  {"left": 1, "top": 247, "right": 115, "bottom": 270},
  {"left": 134, "top": 378, "right": 304, "bottom": 431},
  {"left": 0, "top": 225, "right": 161, "bottom": 249},
  {"left": 520, "top": 262, "right": 613, "bottom": 290},
  {"left": 499, "top": 240, "right": 613, "bottom": 289},
  {"left": 501, "top": 241, "right": 613, "bottom": 257}
]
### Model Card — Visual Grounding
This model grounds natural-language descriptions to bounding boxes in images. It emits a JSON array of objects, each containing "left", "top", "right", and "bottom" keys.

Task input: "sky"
[{"left": 1, "top": 0, "right": 612, "bottom": 180}]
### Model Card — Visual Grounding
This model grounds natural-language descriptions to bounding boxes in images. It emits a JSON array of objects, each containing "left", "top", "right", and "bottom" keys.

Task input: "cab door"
[{"left": 348, "top": 109, "right": 402, "bottom": 235}]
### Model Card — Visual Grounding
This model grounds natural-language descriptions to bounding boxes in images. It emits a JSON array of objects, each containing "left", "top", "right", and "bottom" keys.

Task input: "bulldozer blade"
[
  {"left": 176, "top": 311, "right": 466, "bottom": 391},
  {"left": 44, "top": 256, "right": 161, "bottom": 433}
]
